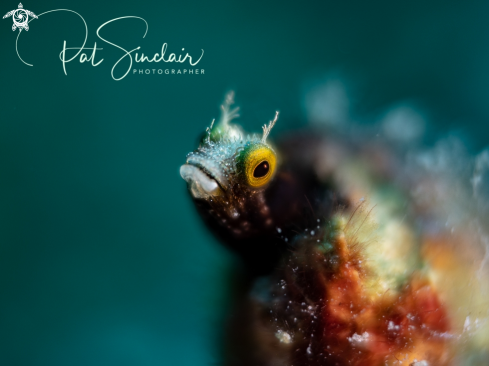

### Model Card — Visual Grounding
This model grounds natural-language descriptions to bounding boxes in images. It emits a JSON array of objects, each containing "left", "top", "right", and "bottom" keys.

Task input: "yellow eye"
[{"left": 238, "top": 143, "right": 277, "bottom": 188}]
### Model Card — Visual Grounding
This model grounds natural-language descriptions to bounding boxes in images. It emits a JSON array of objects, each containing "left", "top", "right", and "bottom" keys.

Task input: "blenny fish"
[{"left": 180, "top": 92, "right": 489, "bottom": 365}]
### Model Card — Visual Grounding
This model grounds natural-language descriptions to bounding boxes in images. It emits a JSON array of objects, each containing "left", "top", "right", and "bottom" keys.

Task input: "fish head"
[{"left": 180, "top": 93, "right": 279, "bottom": 240}]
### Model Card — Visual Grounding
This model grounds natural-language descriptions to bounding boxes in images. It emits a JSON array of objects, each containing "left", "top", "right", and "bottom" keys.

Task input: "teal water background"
[{"left": 1, "top": 0, "right": 489, "bottom": 365}]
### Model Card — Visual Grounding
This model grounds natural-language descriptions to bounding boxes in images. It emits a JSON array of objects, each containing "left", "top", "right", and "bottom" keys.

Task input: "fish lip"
[
  {"left": 184, "top": 155, "right": 229, "bottom": 191},
  {"left": 180, "top": 164, "right": 221, "bottom": 199}
]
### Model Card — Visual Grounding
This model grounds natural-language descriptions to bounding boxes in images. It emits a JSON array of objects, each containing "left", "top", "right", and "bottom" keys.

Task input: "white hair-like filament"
[
  {"left": 219, "top": 91, "right": 240, "bottom": 127},
  {"left": 262, "top": 111, "right": 279, "bottom": 143}
]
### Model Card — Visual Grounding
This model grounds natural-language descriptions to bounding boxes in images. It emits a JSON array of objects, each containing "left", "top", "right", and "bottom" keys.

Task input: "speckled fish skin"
[{"left": 180, "top": 93, "right": 489, "bottom": 365}]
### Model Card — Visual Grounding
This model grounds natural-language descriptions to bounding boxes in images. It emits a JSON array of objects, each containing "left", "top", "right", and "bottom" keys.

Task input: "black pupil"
[{"left": 253, "top": 161, "right": 270, "bottom": 178}]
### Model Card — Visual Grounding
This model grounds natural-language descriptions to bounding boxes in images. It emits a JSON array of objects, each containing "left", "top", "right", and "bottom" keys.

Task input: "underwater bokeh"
[{"left": 1, "top": 0, "right": 489, "bottom": 365}]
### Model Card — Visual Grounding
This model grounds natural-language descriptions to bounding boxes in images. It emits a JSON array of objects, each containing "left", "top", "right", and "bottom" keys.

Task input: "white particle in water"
[
  {"left": 275, "top": 330, "right": 292, "bottom": 344},
  {"left": 464, "top": 316, "right": 471, "bottom": 332},
  {"left": 411, "top": 361, "right": 429, "bottom": 366},
  {"left": 347, "top": 332, "right": 370, "bottom": 346},
  {"left": 388, "top": 321, "right": 400, "bottom": 331}
]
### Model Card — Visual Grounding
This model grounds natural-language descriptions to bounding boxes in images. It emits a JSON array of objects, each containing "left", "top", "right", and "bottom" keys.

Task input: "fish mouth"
[{"left": 180, "top": 156, "right": 228, "bottom": 199}]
